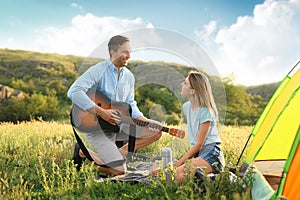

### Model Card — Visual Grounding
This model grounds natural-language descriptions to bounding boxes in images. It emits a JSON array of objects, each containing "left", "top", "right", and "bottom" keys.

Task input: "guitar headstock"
[{"left": 169, "top": 128, "right": 185, "bottom": 139}]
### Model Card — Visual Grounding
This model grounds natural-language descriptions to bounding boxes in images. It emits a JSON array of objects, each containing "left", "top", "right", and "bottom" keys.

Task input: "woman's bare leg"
[{"left": 175, "top": 157, "right": 212, "bottom": 185}]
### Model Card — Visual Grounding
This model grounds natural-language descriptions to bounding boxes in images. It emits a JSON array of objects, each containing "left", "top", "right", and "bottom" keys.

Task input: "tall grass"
[{"left": 0, "top": 121, "right": 253, "bottom": 199}]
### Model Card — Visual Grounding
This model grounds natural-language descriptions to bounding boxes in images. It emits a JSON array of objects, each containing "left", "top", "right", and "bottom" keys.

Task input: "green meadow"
[{"left": 0, "top": 121, "right": 254, "bottom": 199}]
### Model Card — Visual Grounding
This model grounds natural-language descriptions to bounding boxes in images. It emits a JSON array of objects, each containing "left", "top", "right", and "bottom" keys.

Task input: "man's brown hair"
[{"left": 108, "top": 35, "right": 130, "bottom": 57}]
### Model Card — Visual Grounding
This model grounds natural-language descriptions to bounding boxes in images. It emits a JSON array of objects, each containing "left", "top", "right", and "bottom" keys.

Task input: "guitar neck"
[{"left": 121, "top": 116, "right": 169, "bottom": 133}]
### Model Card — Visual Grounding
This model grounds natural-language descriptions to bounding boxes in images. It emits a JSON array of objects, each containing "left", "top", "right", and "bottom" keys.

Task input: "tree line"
[
  {"left": 0, "top": 49, "right": 277, "bottom": 126},
  {"left": 0, "top": 71, "right": 274, "bottom": 126}
]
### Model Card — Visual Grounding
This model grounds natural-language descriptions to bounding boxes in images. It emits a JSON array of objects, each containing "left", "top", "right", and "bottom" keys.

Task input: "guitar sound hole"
[{"left": 96, "top": 103, "right": 101, "bottom": 121}]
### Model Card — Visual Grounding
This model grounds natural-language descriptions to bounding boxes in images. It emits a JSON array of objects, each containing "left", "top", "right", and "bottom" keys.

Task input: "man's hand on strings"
[{"left": 98, "top": 108, "right": 121, "bottom": 125}]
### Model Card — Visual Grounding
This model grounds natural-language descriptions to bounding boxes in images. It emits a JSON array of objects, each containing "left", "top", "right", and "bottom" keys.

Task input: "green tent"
[{"left": 238, "top": 61, "right": 300, "bottom": 199}]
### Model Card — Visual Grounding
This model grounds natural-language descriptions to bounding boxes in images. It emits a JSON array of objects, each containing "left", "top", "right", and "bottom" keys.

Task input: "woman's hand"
[
  {"left": 173, "top": 161, "right": 181, "bottom": 168},
  {"left": 151, "top": 162, "right": 161, "bottom": 176}
]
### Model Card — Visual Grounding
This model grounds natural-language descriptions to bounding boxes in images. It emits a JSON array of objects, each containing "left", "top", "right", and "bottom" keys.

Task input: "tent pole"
[
  {"left": 236, "top": 133, "right": 252, "bottom": 166},
  {"left": 287, "top": 60, "right": 300, "bottom": 75}
]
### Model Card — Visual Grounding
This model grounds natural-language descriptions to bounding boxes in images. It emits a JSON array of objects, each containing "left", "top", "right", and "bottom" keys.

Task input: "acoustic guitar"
[{"left": 71, "top": 89, "right": 185, "bottom": 138}]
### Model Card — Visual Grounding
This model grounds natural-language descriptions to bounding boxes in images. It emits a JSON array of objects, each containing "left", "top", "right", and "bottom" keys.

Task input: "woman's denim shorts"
[{"left": 194, "top": 142, "right": 225, "bottom": 173}]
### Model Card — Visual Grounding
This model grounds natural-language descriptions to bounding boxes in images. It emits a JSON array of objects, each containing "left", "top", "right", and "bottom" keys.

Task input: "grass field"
[{"left": 0, "top": 121, "right": 254, "bottom": 199}]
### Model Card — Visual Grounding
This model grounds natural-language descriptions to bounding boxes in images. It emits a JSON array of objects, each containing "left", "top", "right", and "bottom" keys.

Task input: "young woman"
[{"left": 174, "top": 70, "right": 225, "bottom": 184}]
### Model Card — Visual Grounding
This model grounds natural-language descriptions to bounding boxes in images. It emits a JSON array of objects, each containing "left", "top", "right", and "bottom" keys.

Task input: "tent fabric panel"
[
  {"left": 255, "top": 89, "right": 300, "bottom": 161},
  {"left": 281, "top": 127, "right": 300, "bottom": 199},
  {"left": 244, "top": 76, "right": 290, "bottom": 163},
  {"left": 245, "top": 68, "right": 300, "bottom": 164},
  {"left": 250, "top": 77, "right": 289, "bottom": 136}
]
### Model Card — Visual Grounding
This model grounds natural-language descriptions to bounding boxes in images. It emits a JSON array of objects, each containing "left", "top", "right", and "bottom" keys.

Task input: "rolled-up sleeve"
[
  {"left": 126, "top": 76, "right": 143, "bottom": 119},
  {"left": 67, "top": 63, "right": 107, "bottom": 111},
  {"left": 130, "top": 98, "right": 143, "bottom": 119}
]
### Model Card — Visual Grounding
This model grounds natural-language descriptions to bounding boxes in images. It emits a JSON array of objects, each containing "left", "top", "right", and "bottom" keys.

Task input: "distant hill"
[
  {"left": 0, "top": 48, "right": 103, "bottom": 91},
  {"left": 0, "top": 48, "right": 278, "bottom": 92},
  {"left": 246, "top": 82, "right": 280, "bottom": 99},
  {"left": 0, "top": 48, "right": 279, "bottom": 125}
]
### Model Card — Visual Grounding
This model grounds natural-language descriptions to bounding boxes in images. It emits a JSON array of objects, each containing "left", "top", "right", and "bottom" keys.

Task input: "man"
[{"left": 67, "top": 35, "right": 162, "bottom": 176}]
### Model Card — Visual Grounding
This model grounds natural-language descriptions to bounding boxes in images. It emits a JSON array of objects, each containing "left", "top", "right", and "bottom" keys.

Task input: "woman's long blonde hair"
[{"left": 188, "top": 71, "right": 218, "bottom": 121}]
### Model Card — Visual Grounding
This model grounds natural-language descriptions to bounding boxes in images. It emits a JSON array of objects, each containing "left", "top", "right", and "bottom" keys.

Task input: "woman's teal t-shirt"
[{"left": 182, "top": 101, "right": 222, "bottom": 146}]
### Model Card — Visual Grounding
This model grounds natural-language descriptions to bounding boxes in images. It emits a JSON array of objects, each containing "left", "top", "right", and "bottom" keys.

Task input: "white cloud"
[
  {"left": 32, "top": 14, "right": 153, "bottom": 56},
  {"left": 70, "top": 2, "right": 84, "bottom": 12},
  {"left": 194, "top": 20, "right": 217, "bottom": 46},
  {"left": 195, "top": 0, "right": 300, "bottom": 85}
]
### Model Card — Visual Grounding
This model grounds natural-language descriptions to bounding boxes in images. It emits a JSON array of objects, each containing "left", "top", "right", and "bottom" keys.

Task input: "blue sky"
[{"left": 1, "top": 0, "right": 300, "bottom": 85}]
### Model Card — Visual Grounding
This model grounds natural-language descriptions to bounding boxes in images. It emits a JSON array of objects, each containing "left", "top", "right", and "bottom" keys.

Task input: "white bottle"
[{"left": 161, "top": 147, "right": 172, "bottom": 183}]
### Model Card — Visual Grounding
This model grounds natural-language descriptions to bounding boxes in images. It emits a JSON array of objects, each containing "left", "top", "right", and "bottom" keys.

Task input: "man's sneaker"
[{"left": 72, "top": 143, "right": 84, "bottom": 171}]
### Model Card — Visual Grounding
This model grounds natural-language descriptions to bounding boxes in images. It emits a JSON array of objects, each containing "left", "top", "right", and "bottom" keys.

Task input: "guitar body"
[
  {"left": 71, "top": 89, "right": 185, "bottom": 138},
  {"left": 71, "top": 89, "right": 132, "bottom": 132}
]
